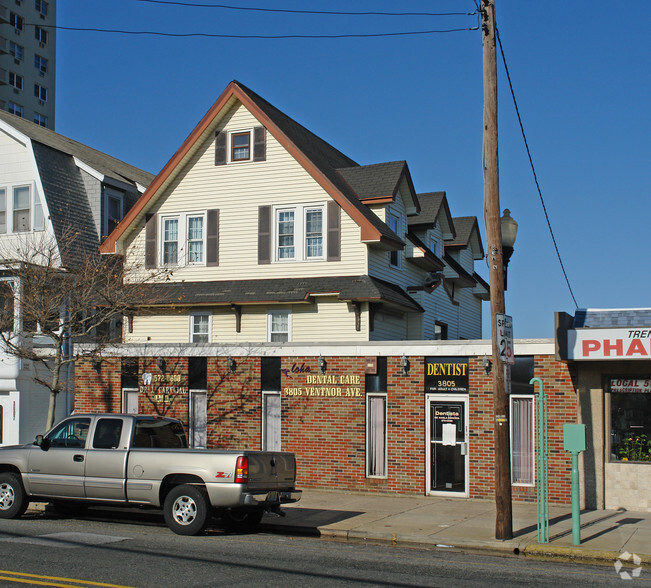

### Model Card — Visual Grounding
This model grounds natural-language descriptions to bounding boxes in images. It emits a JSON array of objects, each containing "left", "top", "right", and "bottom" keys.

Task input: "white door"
[
  {"left": 0, "top": 392, "right": 19, "bottom": 446},
  {"left": 122, "top": 388, "right": 139, "bottom": 414},
  {"left": 190, "top": 391, "right": 207, "bottom": 448},
  {"left": 426, "top": 394, "right": 469, "bottom": 497},
  {"left": 262, "top": 392, "right": 281, "bottom": 451}
]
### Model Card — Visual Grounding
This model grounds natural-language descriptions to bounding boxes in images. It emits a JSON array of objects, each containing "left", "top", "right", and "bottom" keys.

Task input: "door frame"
[{"left": 425, "top": 393, "right": 470, "bottom": 498}]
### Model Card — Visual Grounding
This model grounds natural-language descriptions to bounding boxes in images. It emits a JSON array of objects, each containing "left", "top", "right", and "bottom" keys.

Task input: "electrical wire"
[
  {"left": 496, "top": 26, "right": 579, "bottom": 309},
  {"left": 132, "top": 0, "right": 476, "bottom": 18},
  {"left": 26, "top": 24, "right": 478, "bottom": 39}
]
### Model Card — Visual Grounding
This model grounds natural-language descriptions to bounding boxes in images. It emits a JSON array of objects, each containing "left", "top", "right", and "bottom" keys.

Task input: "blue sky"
[{"left": 54, "top": 1, "right": 650, "bottom": 339}]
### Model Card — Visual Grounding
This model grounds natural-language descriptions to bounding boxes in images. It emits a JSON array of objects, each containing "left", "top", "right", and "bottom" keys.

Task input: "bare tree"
[{"left": 0, "top": 226, "right": 170, "bottom": 430}]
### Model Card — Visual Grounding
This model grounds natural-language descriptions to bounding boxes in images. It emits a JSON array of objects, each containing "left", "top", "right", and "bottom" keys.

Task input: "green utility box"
[{"left": 563, "top": 424, "right": 586, "bottom": 453}]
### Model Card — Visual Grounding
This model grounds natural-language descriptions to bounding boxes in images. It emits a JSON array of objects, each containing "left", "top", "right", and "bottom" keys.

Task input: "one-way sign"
[{"left": 496, "top": 313, "right": 514, "bottom": 365}]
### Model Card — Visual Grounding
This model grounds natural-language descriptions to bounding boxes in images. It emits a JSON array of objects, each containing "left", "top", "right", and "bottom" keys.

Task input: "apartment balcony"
[
  {"left": 0, "top": 4, "right": 8, "bottom": 25},
  {"left": 0, "top": 68, "right": 7, "bottom": 85},
  {"left": 0, "top": 36, "right": 7, "bottom": 55}
]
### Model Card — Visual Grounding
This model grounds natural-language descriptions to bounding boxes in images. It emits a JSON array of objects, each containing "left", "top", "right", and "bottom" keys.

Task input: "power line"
[
  {"left": 495, "top": 26, "right": 579, "bottom": 309},
  {"left": 133, "top": 0, "right": 476, "bottom": 18},
  {"left": 28, "top": 23, "right": 478, "bottom": 39}
]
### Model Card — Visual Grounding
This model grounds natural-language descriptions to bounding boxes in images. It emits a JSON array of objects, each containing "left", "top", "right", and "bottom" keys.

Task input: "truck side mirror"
[{"left": 34, "top": 435, "right": 50, "bottom": 451}]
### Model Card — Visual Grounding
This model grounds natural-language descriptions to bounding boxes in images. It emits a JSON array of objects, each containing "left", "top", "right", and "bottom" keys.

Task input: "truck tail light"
[{"left": 235, "top": 456, "right": 248, "bottom": 483}]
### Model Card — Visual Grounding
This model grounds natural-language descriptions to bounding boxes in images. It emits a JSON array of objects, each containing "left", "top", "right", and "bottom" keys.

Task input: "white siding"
[{"left": 124, "top": 102, "right": 367, "bottom": 282}]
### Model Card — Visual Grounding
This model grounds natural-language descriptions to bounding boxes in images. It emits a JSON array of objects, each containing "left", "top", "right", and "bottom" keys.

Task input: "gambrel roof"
[{"left": 0, "top": 111, "right": 153, "bottom": 267}]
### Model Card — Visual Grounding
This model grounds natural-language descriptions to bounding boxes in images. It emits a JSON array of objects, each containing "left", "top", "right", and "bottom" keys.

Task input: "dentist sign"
[{"left": 567, "top": 328, "right": 651, "bottom": 360}]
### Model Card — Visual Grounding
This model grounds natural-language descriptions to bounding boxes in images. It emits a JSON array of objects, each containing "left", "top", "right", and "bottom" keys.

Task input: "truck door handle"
[{"left": 73, "top": 454, "right": 85, "bottom": 462}]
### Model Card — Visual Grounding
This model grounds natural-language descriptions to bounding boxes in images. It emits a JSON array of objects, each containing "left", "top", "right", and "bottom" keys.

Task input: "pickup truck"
[{"left": 0, "top": 413, "right": 301, "bottom": 535}]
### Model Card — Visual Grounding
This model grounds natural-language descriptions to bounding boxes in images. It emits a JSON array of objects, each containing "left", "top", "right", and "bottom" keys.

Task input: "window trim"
[
  {"left": 9, "top": 72, "right": 23, "bottom": 91},
  {"left": 9, "top": 42, "right": 24, "bottom": 60},
  {"left": 161, "top": 215, "right": 180, "bottom": 266},
  {"left": 267, "top": 309, "right": 291, "bottom": 343},
  {"left": 366, "top": 393, "right": 388, "bottom": 478},
  {"left": 510, "top": 394, "right": 535, "bottom": 487},
  {"left": 189, "top": 311, "right": 211, "bottom": 343},
  {"left": 159, "top": 212, "right": 207, "bottom": 267},
  {"left": 13, "top": 185, "right": 31, "bottom": 232},
  {"left": 186, "top": 213, "right": 206, "bottom": 265}
]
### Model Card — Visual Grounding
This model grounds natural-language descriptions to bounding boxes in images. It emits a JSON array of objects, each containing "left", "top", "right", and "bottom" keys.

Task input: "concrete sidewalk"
[{"left": 262, "top": 491, "right": 651, "bottom": 566}]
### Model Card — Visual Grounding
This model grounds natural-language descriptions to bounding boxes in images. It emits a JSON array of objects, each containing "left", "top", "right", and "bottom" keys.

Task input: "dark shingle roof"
[
  {"left": 408, "top": 192, "right": 451, "bottom": 231},
  {"left": 143, "top": 275, "right": 423, "bottom": 312},
  {"left": 573, "top": 309, "right": 651, "bottom": 328},
  {"left": 337, "top": 161, "right": 406, "bottom": 201},
  {"left": 0, "top": 111, "right": 155, "bottom": 187}
]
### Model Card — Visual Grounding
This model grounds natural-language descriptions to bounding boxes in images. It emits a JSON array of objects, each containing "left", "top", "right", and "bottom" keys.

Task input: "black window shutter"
[
  {"left": 258, "top": 205, "right": 271, "bottom": 264},
  {"left": 145, "top": 213, "right": 157, "bottom": 269},
  {"left": 215, "top": 131, "right": 227, "bottom": 166},
  {"left": 206, "top": 209, "right": 219, "bottom": 267},
  {"left": 253, "top": 126, "right": 266, "bottom": 162},
  {"left": 327, "top": 201, "right": 341, "bottom": 262}
]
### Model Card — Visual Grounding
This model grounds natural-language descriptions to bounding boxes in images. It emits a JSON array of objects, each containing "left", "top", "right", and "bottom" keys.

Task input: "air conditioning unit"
[
  {"left": 14, "top": 58, "right": 20, "bottom": 65},
  {"left": 39, "top": 71, "right": 44, "bottom": 77},
  {"left": 39, "top": 42, "right": 45, "bottom": 48},
  {"left": 13, "top": 88, "right": 19, "bottom": 94},
  {"left": 38, "top": 99, "right": 44, "bottom": 105}
]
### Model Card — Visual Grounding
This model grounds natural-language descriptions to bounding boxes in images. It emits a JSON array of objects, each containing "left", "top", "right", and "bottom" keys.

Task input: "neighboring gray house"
[{"left": 0, "top": 110, "right": 153, "bottom": 444}]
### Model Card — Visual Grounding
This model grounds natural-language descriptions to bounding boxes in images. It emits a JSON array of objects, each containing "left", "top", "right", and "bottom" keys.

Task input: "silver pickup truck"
[{"left": 0, "top": 413, "right": 301, "bottom": 535}]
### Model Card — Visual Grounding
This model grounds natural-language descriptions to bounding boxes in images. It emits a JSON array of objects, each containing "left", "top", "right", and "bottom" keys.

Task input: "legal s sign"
[{"left": 496, "top": 313, "right": 514, "bottom": 365}]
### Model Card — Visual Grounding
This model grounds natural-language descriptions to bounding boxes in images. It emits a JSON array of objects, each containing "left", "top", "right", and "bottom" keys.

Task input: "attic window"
[{"left": 231, "top": 132, "right": 251, "bottom": 161}]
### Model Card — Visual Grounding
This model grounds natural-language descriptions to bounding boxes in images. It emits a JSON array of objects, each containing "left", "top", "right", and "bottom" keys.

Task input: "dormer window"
[
  {"left": 231, "top": 132, "right": 251, "bottom": 162},
  {"left": 104, "top": 189, "right": 124, "bottom": 237},
  {"left": 388, "top": 211, "right": 401, "bottom": 268}
]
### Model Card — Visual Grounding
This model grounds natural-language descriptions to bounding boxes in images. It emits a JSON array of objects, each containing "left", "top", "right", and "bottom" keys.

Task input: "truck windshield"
[{"left": 132, "top": 419, "right": 188, "bottom": 449}]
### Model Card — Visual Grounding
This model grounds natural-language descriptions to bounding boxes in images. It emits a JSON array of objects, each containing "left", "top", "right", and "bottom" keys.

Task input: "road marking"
[
  {"left": 0, "top": 569, "right": 136, "bottom": 587},
  {"left": 2, "top": 532, "right": 129, "bottom": 548}
]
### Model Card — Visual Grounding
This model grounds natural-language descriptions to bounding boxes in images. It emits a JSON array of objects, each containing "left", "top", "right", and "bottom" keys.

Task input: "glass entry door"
[{"left": 426, "top": 395, "right": 468, "bottom": 496}]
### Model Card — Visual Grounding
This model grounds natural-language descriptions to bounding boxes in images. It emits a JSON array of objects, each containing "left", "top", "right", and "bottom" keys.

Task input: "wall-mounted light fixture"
[
  {"left": 482, "top": 354, "right": 492, "bottom": 375},
  {"left": 400, "top": 354, "right": 410, "bottom": 376},
  {"left": 318, "top": 355, "right": 327, "bottom": 374},
  {"left": 156, "top": 357, "right": 166, "bottom": 373},
  {"left": 227, "top": 356, "right": 237, "bottom": 374}
]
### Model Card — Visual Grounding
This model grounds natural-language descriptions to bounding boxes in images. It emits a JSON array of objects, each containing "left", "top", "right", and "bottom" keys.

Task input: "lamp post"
[{"left": 500, "top": 209, "right": 518, "bottom": 290}]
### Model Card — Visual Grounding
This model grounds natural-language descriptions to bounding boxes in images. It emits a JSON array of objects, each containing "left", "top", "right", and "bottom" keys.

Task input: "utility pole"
[{"left": 482, "top": 0, "right": 513, "bottom": 540}]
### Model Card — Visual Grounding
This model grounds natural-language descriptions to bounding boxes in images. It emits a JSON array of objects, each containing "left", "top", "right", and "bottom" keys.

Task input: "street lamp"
[{"left": 500, "top": 209, "right": 518, "bottom": 290}]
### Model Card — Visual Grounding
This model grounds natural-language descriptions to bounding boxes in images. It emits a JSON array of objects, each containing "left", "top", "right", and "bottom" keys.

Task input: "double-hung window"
[
  {"left": 34, "top": 84, "right": 48, "bottom": 102},
  {"left": 510, "top": 395, "right": 535, "bottom": 485},
  {"left": 277, "top": 210, "right": 295, "bottom": 260},
  {"left": 163, "top": 218, "right": 179, "bottom": 265},
  {"left": 9, "top": 42, "right": 24, "bottom": 61},
  {"left": 190, "top": 312, "right": 211, "bottom": 343},
  {"left": 34, "top": 55, "right": 48, "bottom": 75},
  {"left": 10, "top": 13, "right": 24, "bottom": 31},
  {"left": 275, "top": 204, "right": 325, "bottom": 262},
  {"left": 268, "top": 310, "right": 290, "bottom": 342},
  {"left": 231, "top": 132, "right": 251, "bottom": 162},
  {"left": 305, "top": 207, "right": 323, "bottom": 258},
  {"left": 33, "top": 113, "right": 47, "bottom": 127},
  {"left": 104, "top": 189, "right": 124, "bottom": 237},
  {"left": 13, "top": 186, "right": 30, "bottom": 232},
  {"left": 35, "top": 26, "right": 48, "bottom": 45},
  {"left": 187, "top": 216, "right": 204, "bottom": 263},
  {"left": 9, "top": 73, "right": 23, "bottom": 91},
  {"left": 8, "top": 103, "right": 23, "bottom": 117},
  {"left": 35, "top": 0, "right": 49, "bottom": 16}
]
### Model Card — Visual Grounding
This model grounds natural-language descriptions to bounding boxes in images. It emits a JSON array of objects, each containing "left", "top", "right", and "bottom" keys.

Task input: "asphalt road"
[{"left": 0, "top": 507, "right": 642, "bottom": 587}]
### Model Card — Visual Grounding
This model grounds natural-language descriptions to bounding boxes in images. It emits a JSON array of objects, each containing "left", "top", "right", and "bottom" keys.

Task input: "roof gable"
[
  {"left": 100, "top": 80, "right": 404, "bottom": 255},
  {"left": 408, "top": 192, "right": 455, "bottom": 238},
  {"left": 446, "top": 216, "right": 484, "bottom": 260}
]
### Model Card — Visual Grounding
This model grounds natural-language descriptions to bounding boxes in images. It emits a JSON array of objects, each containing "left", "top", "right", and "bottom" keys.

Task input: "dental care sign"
[{"left": 568, "top": 328, "right": 651, "bottom": 360}]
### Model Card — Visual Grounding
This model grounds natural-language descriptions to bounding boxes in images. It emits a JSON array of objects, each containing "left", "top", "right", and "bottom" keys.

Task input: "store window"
[
  {"left": 510, "top": 396, "right": 534, "bottom": 484},
  {"left": 261, "top": 357, "right": 281, "bottom": 451},
  {"left": 610, "top": 379, "right": 651, "bottom": 462}
]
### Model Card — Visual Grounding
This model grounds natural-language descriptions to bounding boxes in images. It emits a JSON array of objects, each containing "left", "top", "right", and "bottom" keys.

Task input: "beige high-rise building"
[{"left": 0, "top": 0, "right": 56, "bottom": 129}]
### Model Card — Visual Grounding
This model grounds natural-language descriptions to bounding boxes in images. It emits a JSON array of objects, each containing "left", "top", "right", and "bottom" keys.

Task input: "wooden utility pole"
[{"left": 482, "top": 0, "right": 513, "bottom": 540}]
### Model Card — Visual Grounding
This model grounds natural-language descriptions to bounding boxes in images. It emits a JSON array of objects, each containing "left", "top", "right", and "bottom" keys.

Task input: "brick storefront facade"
[{"left": 75, "top": 343, "right": 575, "bottom": 504}]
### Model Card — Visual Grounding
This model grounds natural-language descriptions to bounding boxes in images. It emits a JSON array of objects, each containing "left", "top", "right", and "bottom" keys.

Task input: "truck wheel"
[
  {"left": 221, "top": 507, "right": 264, "bottom": 532},
  {"left": 0, "top": 472, "right": 29, "bottom": 519},
  {"left": 163, "top": 484, "right": 209, "bottom": 536}
]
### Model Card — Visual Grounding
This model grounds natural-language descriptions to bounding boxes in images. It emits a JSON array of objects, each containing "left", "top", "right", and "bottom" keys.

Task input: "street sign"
[{"left": 496, "top": 313, "right": 514, "bottom": 365}]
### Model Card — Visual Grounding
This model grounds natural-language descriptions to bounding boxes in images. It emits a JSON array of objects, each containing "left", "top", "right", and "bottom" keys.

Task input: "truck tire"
[
  {"left": 0, "top": 472, "right": 29, "bottom": 519},
  {"left": 163, "top": 484, "right": 210, "bottom": 536},
  {"left": 221, "top": 507, "right": 264, "bottom": 532}
]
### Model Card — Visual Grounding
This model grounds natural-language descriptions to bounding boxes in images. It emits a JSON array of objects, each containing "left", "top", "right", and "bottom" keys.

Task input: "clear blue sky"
[{"left": 55, "top": 1, "right": 650, "bottom": 339}]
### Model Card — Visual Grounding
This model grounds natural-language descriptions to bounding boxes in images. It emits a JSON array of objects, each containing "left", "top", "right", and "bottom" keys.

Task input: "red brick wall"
[{"left": 74, "top": 353, "right": 575, "bottom": 503}]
